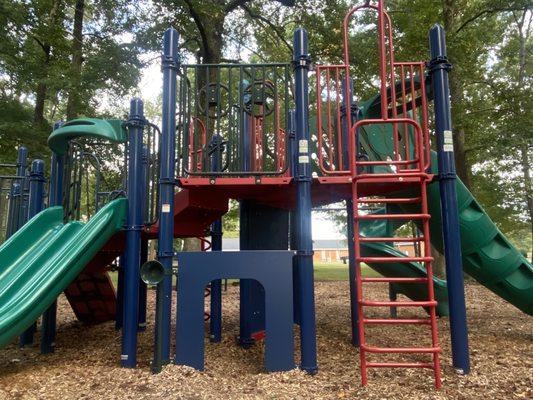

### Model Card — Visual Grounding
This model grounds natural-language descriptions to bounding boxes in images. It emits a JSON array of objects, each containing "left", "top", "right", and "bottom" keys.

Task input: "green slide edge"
[
  {"left": 425, "top": 153, "right": 533, "bottom": 315},
  {"left": 0, "top": 198, "right": 127, "bottom": 348},
  {"left": 48, "top": 118, "right": 126, "bottom": 155}
]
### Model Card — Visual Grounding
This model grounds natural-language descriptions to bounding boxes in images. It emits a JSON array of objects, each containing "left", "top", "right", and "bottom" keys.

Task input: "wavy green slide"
[{"left": 0, "top": 198, "right": 127, "bottom": 348}]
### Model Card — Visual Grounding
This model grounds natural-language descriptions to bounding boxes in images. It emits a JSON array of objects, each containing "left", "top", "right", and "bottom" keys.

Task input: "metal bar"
[
  {"left": 346, "top": 198, "right": 359, "bottom": 346},
  {"left": 354, "top": 213, "right": 430, "bottom": 220},
  {"left": 361, "top": 277, "right": 428, "bottom": 283},
  {"left": 359, "top": 237, "right": 424, "bottom": 243},
  {"left": 362, "top": 346, "right": 441, "bottom": 353},
  {"left": 293, "top": 28, "right": 317, "bottom": 374},
  {"left": 367, "top": 362, "right": 434, "bottom": 369},
  {"left": 121, "top": 98, "right": 145, "bottom": 368},
  {"left": 159, "top": 28, "right": 179, "bottom": 366},
  {"left": 363, "top": 318, "right": 431, "bottom": 325},
  {"left": 429, "top": 23, "right": 470, "bottom": 375},
  {"left": 358, "top": 256, "right": 433, "bottom": 263},
  {"left": 19, "top": 159, "right": 45, "bottom": 347},
  {"left": 360, "top": 300, "right": 437, "bottom": 307},
  {"left": 41, "top": 141, "right": 64, "bottom": 354}
]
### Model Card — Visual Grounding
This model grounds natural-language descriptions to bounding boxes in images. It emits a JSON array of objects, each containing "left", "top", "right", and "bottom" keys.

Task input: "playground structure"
[{"left": 0, "top": 0, "right": 532, "bottom": 390}]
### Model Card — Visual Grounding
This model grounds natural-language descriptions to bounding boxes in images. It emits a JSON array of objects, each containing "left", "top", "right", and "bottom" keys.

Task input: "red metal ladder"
[
  {"left": 341, "top": 1, "right": 442, "bottom": 388},
  {"left": 351, "top": 169, "right": 442, "bottom": 388}
]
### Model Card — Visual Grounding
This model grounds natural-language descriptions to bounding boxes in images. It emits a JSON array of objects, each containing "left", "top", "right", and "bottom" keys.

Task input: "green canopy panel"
[{"left": 48, "top": 118, "right": 126, "bottom": 154}]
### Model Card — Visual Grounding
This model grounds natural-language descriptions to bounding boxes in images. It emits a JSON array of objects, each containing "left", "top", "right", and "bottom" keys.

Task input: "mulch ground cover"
[{"left": 0, "top": 281, "right": 531, "bottom": 399}]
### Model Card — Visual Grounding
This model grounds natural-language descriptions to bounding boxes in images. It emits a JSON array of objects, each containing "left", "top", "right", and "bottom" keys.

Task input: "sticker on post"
[
  {"left": 444, "top": 130, "right": 453, "bottom": 145},
  {"left": 299, "top": 139, "right": 309, "bottom": 153},
  {"left": 299, "top": 155, "right": 309, "bottom": 164},
  {"left": 443, "top": 144, "right": 454, "bottom": 152},
  {"left": 162, "top": 203, "right": 171, "bottom": 213}
]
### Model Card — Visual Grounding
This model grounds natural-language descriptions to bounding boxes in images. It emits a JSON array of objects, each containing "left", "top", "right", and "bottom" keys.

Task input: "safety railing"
[
  {"left": 64, "top": 140, "right": 127, "bottom": 221},
  {"left": 313, "top": 2, "right": 432, "bottom": 177},
  {"left": 177, "top": 63, "right": 292, "bottom": 177}
]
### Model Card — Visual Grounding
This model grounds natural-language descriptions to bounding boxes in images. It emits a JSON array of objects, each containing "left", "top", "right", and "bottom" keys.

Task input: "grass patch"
[{"left": 314, "top": 262, "right": 380, "bottom": 281}]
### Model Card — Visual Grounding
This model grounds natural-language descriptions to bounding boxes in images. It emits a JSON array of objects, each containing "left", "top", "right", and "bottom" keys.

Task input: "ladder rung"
[
  {"left": 362, "top": 345, "right": 441, "bottom": 354},
  {"left": 354, "top": 172, "right": 430, "bottom": 180},
  {"left": 363, "top": 318, "right": 431, "bottom": 325},
  {"left": 360, "top": 300, "right": 437, "bottom": 307},
  {"left": 361, "top": 277, "right": 428, "bottom": 283},
  {"left": 355, "top": 159, "right": 420, "bottom": 166},
  {"left": 359, "top": 237, "right": 424, "bottom": 243},
  {"left": 366, "top": 362, "right": 435, "bottom": 369},
  {"left": 355, "top": 213, "right": 430, "bottom": 220},
  {"left": 356, "top": 197, "right": 422, "bottom": 204},
  {"left": 358, "top": 256, "right": 433, "bottom": 263}
]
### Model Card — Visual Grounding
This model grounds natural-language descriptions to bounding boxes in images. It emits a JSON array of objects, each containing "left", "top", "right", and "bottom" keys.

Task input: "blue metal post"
[
  {"left": 341, "top": 78, "right": 360, "bottom": 346},
  {"left": 19, "top": 159, "right": 45, "bottom": 347},
  {"left": 41, "top": 139, "right": 64, "bottom": 354},
  {"left": 157, "top": 27, "right": 180, "bottom": 363},
  {"left": 429, "top": 24, "right": 470, "bottom": 374},
  {"left": 209, "top": 138, "right": 223, "bottom": 343},
  {"left": 138, "top": 144, "right": 149, "bottom": 332},
  {"left": 293, "top": 28, "right": 317, "bottom": 373},
  {"left": 121, "top": 98, "right": 145, "bottom": 368},
  {"left": 6, "top": 148, "right": 27, "bottom": 238},
  {"left": 115, "top": 255, "right": 125, "bottom": 330}
]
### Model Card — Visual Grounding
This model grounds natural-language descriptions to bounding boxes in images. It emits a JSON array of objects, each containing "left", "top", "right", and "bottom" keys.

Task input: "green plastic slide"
[
  {"left": 424, "top": 156, "right": 533, "bottom": 315},
  {"left": 0, "top": 198, "right": 127, "bottom": 348},
  {"left": 359, "top": 216, "right": 450, "bottom": 316}
]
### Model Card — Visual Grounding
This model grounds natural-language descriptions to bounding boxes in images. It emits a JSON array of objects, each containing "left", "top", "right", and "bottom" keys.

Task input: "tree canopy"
[{"left": 0, "top": 0, "right": 530, "bottom": 250}]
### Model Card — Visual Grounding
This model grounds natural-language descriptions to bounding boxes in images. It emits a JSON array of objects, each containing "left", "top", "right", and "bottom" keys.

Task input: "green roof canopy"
[{"left": 48, "top": 118, "right": 126, "bottom": 154}]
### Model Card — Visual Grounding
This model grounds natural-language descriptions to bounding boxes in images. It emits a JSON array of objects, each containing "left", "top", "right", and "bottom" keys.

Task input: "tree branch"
[
  {"left": 456, "top": 6, "right": 529, "bottom": 33},
  {"left": 241, "top": 4, "right": 292, "bottom": 52},
  {"left": 183, "top": 0, "right": 209, "bottom": 56},
  {"left": 225, "top": 0, "right": 251, "bottom": 13}
]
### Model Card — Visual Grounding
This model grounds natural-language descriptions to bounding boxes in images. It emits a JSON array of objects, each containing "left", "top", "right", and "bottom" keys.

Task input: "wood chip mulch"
[{"left": 0, "top": 281, "right": 531, "bottom": 399}]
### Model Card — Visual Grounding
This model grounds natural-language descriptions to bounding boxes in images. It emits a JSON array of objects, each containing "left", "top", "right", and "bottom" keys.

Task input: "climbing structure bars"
[{"left": 316, "top": 0, "right": 442, "bottom": 388}]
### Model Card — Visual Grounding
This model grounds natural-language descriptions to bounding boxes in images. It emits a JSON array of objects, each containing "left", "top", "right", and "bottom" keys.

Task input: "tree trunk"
[
  {"left": 442, "top": 0, "right": 471, "bottom": 188},
  {"left": 33, "top": 0, "right": 61, "bottom": 125},
  {"left": 66, "top": 0, "right": 85, "bottom": 120},
  {"left": 182, "top": 237, "right": 201, "bottom": 251},
  {"left": 34, "top": 42, "right": 50, "bottom": 126}
]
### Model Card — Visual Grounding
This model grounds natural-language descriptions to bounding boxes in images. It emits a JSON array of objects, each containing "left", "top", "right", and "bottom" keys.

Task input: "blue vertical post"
[
  {"left": 138, "top": 144, "right": 149, "bottom": 332},
  {"left": 288, "top": 110, "right": 301, "bottom": 325},
  {"left": 157, "top": 27, "right": 179, "bottom": 363},
  {"left": 121, "top": 98, "right": 145, "bottom": 367},
  {"left": 293, "top": 28, "right": 317, "bottom": 373},
  {"left": 6, "top": 147, "right": 27, "bottom": 238},
  {"left": 19, "top": 159, "right": 45, "bottom": 347},
  {"left": 341, "top": 78, "right": 360, "bottom": 346},
  {"left": 209, "top": 138, "right": 223, "bottom": 342},
  {"left": 429, "top": 24, "right": 470, "bottom": 374},
  {"left": 41, "top": 138, "right": 64, "bottom": 354},
  {"left": 115, "top": 255, "right": 125, "bottom": 330}
]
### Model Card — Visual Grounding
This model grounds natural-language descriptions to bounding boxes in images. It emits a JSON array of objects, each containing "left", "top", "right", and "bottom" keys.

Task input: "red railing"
[
  {"left": 315, "top": 2, "right": 432, "bottom": 175},
  {"left": 188, "top": 117, "right": 207, "bottom": 172}
]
